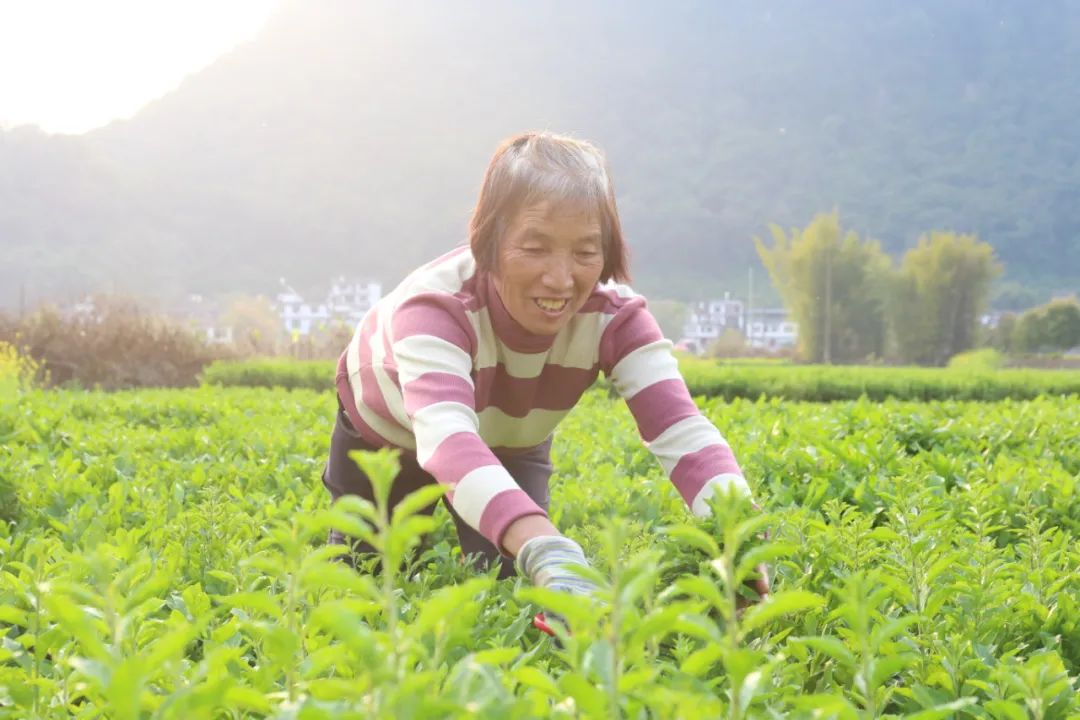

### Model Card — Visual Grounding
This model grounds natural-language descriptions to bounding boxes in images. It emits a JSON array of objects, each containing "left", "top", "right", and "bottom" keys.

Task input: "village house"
[
  {"left": 680, "top": 293, "right": 797, "bottom": 354},
  {"left": 746, "top": 307, "right": 798, "bottom": 350},
  {"left": 680, "top": 293, "right": 745, "bottom": 353},
  {"left": 277, "top": 277, "right": 382, "bottom": 336}
]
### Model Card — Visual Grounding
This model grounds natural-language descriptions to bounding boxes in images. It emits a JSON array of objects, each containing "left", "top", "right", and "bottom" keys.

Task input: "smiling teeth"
[{"left": 536, "top": 299, "right": 568, "bottom": 311}]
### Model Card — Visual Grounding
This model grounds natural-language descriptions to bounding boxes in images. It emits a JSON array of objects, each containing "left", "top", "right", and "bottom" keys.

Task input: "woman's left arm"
[
  {"left": 602, "top": 298, "right": 770, "bottom": 601},
  {"left": 602, "top": 298, "right": 751, "bottom": 516}
]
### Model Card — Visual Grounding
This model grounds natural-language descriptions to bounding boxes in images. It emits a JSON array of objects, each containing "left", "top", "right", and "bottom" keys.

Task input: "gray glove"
[{"left": 515, "top": 535, "right": 598, "bottom": 596}]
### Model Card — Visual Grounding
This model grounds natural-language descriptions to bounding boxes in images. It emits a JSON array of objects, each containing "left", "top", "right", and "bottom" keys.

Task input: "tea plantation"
[{"left": 1, "top": 382, "right": 1077, "bottom": 718}]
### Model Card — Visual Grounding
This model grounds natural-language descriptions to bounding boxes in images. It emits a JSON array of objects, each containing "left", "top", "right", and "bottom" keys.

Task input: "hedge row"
[
  {"left": 678, "top": 357, "right": 1080, "bottom": 401},
  {"left": 200, "top": 358, "right": 335, "bottom": 391},
  {"left": 201, "top": 356, "right": 1080, "bottom": 401}
]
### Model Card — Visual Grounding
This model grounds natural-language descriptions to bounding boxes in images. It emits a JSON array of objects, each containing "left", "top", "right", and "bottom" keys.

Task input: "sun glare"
[{"left": 0, "top": 0, "right": 282, "bottom": 134}]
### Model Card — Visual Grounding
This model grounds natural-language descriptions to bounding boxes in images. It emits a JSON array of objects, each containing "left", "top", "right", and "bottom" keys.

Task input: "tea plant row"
[{"left": 0, "top": 386, "right": 1077, "bottom": 717}]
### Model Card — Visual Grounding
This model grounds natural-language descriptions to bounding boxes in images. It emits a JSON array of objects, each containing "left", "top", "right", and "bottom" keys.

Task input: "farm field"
[{"left": 1, "top": 384, "right": 1078, "bottom": 718}]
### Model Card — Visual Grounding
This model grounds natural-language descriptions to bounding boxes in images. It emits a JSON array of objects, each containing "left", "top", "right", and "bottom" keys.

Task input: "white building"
[
  {"left": 681, "top": 293, "right": 745, "bottom": 353},
  {"left": 277, "top": 278, "right": 382, "bottom": 336},
  {"left": 680, "top": 293, "right": 797, "bottom": 354},
  {"left": 746, "top": 308, "right": 798, "bottom": 350}
]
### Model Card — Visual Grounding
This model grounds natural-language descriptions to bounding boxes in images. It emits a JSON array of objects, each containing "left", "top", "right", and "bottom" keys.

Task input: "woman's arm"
[
  {"left": 602, "top": 298, "right": 751, "bottom": 514},
  {"left": 391, "top": 294, "right": 550, "bottom": 553},
  {"left": 501, "top": 514, "right": 560, "bottom": 556}
]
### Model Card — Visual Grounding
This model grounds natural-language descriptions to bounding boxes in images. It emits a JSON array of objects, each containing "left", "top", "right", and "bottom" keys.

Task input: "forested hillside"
[{"left": 2, "top": 0, "right": 1078, "bottom": 308}]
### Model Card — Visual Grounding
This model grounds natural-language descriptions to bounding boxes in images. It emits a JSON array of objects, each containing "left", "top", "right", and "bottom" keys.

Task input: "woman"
[{"left": 323, "top": 131, "right": 768, "bottom": 600}]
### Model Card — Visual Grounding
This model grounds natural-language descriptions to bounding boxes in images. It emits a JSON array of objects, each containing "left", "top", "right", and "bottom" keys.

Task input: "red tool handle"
[{"left": 533, "top": 612, "right": 555, "bottom": 636}]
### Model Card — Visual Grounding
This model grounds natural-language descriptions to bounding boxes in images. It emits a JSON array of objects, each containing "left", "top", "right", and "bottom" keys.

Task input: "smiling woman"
[
  {"left": 0, "top": 0, "right": 281, "bottom": 133},
  {"left": 321, "top": 130, "right": 771, "bottom": 615}
]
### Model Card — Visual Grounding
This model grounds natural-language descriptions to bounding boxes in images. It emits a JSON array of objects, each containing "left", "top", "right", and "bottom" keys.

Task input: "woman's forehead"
[{"left": 513, "top": 200, "right": 600, "bottom": 230}]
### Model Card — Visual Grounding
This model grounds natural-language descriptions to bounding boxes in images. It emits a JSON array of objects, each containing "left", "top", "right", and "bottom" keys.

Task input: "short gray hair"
[{"left": 469, "top": 131, "right": 630, "bottom": 283}]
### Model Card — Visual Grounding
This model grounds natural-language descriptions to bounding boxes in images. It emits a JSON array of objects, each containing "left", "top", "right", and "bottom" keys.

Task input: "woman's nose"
[{"left": 541, "top": 255, "right": 574, "bottom": 290}]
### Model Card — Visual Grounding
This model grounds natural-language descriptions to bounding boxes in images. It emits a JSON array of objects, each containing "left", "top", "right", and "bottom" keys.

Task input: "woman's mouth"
[{"left": 534, "top": 297, "right": 569, "bottom": 315}]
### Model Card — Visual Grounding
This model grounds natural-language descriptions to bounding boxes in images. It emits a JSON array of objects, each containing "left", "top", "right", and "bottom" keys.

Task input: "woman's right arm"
[{"left": 390, "top": 294, "right": 550, "bottom": 554}]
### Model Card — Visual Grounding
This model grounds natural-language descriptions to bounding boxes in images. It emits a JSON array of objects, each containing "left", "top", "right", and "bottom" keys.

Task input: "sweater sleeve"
[
  {"left": 600, "top": 297, "right": 751, "bottom": 516},
  {"left": 390, "top": 293, "right": 548, "bottom": 551}
]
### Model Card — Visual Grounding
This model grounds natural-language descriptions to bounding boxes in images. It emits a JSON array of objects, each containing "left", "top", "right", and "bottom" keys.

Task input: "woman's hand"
[
  {"left": 737, "top": 563, "right": 771, "bottom": 610},
  {"left": 515, "top": 535, "right": 598, "bottom": 596}
]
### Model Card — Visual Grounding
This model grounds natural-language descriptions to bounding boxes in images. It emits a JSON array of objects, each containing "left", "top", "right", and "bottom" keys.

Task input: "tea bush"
[
  {"left": 202, "top": 356, "right": 1080, "bottom": 402},
  {"left": 201, "top": 358, "right": 334, "bottom": 392},
  {"left": 1, "top": 386, "right": 1077, "bottom": 717},
  {"left": 678, "top": 357, "right": 1080, "bottom": 401}
]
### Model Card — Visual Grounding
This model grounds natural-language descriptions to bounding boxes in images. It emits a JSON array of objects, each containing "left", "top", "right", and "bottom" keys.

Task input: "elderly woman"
[{"left": 323, "top": 131, "right": 768, "bottom": 600}]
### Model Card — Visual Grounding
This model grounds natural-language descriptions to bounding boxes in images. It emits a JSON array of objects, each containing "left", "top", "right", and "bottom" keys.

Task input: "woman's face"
[{"left": 494, "top": 201, "right": 605, "bottom": 336}]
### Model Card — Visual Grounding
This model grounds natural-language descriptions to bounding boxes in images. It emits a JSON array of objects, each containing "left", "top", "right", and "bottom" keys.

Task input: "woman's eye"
[{"left": 576, "top": 249, "right": 600, "bottom": 259}]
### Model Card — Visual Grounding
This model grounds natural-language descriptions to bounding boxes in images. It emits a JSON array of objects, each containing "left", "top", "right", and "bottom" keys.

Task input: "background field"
[{"left": 2, "top": 377, "right": 1077, "bottom": 717}]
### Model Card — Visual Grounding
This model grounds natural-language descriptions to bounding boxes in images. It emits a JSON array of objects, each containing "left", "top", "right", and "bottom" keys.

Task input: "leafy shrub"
[
  {"left": 0, "top": 297, "right": 229, "bottom": 389},
  {"left": 947, "top": 348, "right": 1004, "bottom": 371}
]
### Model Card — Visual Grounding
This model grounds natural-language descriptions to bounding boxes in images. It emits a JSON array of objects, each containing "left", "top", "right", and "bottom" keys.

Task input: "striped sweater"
[{"left": 336, "top": 246, "right": 749, "bottom": 551}]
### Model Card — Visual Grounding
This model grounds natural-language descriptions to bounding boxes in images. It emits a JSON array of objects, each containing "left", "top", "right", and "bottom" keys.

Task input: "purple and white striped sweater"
[{"left": 336, "top": 246, "right": 749, "bottom": 551}]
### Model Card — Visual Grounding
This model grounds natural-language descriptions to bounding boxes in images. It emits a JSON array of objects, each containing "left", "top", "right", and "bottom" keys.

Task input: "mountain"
[{"left": 3, "top": 0, "right": 1079, "bottom": 310}]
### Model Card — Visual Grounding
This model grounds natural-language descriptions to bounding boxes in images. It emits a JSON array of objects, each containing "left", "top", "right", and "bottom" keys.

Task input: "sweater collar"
[{"left": 482, "top": 271, "right": 559, "bottom": 354}]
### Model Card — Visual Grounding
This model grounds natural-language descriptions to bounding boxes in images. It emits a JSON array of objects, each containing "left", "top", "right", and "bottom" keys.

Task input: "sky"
[{"left": 0, "top": 0, "right": 282, "bottom": 134}]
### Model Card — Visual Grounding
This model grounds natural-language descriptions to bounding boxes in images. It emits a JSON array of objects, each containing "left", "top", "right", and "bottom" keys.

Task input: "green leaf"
[
  {"left": 670, "top": 575, "right": 726, "bottom": 611},
  {"left": 869, "top": 652, "right": 918, "bottom": 688},
  {"left": 410, "top": 577, "right": 490, "bottom": 636},
  {"left": 300, "top": 558, "right": 378, "bottom": 598},
  {"left": 513, "top": 666, "right": 560, "bottom": 697},
  {"left": 984, "top": 700, "right": 1028, "bottom": 720},
  {"left": 731, "top": 515, "right": 773, "bottom": 549},
  {"left": 559, "top": 673, "right": 608, "bottom": 717},
  {"left": 870, "top": 615, "right": 918, "bottom": 646},
  {"left": 905, "top": 698, "right": 978, "bottom": 720},
  {"left": 734, "top": 542, "right": 795, "bottom": 584},
  {"left": 681, "top": 645, "right": 723, "bottom": 677},
  {"left": 106, "top": 658, "right": 143, "bottom": 720},
  {"left": 791, "top": 693, "right": 860, "bottom": 720},
  {"left": 0, "top": 606, "right": 29, "bottom": 627},
  {"left": 218, "top": 592, "right": 281, "bottom": 616},
  {"left": 795, "top": 636, "right": 856, "bottom": 668},
  {"left": 390, "top": 483, "right": 446, "bottom": 524},
  {"left": 471, "top": 647, "right": 520, "bottom": 666},
  {"left": 740, "top": 591, "right": 825, "bottom": 634},
  {"left": 206, "top": 570, "right": 238, "bottom": 589},
  {"left": 43, "top": 596, "right": 109, "bottom": 661},
  {"left": 662, "top": 525, "right": 720, "bottom": 557},
  {"left": 584, "top": 638, "right": 615, "bottom": 688},
  {"left": 142, "top": 622, "right": 199, "bottom": 673},
  {"left": 224, "top": 685, "right": 272, "bottom": 713},
  {"left": 618, "top": 667, "right": 657, "bottom": 693},
  {"left": 739, "top": 669, "right": 764, "bottom": 714},
  {"left": 515, "top": 586, "right": 595, "bottom": 630}
]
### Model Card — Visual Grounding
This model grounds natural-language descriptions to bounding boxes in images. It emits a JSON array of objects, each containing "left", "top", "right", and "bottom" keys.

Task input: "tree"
[
  {"left": 888, "top": 232, "right": 1002, "bottom": 365},
  {"left": 980, "top": 312, "right": 1017, "bottom": 353},
  {"left": 1012, "top": 297, "right": 1080, "bottom": 352},
  {"left": 755, "top": 211, "right": 891, "bottom": 363}
]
